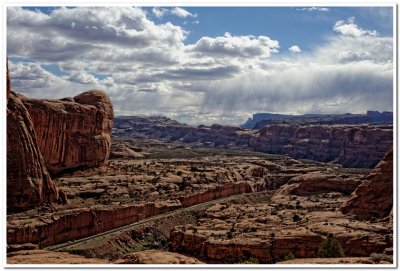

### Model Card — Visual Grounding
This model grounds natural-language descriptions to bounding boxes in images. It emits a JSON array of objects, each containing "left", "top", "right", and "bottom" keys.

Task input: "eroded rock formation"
[
  {"left": 22, "top": 90, "right": 114, "bottom": 175},
  {"left": 277, "top": 172, "right": 361, "bottom": 196},
  {"left": 7, "top": 62, "right": 59, "bottom": 210},
  {"left": 114, "top": 117, "right": 392, "bottom": 168},
  {"left": 340, "top": 147, "right": 393, "bottom": 220},
  {"left": 116, "top": 250, "right": 204, "bottom": 264},
  {"left": 251, "top": 124, "right": 392, "bottom": 168}
]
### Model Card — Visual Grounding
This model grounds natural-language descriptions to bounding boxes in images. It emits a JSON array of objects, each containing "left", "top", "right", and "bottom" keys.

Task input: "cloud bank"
[{"left": 7, "top": 7, "right": 393, "bottom": 125}]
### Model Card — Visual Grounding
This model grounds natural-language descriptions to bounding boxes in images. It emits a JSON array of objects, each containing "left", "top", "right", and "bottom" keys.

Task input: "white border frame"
[{"left": 1, "top": 1, "right": 397, "bottom": 270}]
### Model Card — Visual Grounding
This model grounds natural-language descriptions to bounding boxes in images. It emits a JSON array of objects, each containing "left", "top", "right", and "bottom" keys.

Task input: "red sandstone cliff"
[
  {"left": 7, "top": 65, "right": 59, "bottom": 210},
  {"left": 21, "top": 90, "right": 114, "bottom": 175},
  {"left": 340, "top": 147, "right": 393, "bottom": 220},
  {"left": 251, "top": 124, "right": 392, "bottom": 168}
]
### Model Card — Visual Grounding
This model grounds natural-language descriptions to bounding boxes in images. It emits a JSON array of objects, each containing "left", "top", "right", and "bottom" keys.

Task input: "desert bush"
[
  {"left": 284, "top": 251, "right": 296, "bottom": 261},
  {"left": 318, "top": 234, "right": 345, "bottom": 258},
  {"left": 241, "top": 257, "right": 259, "bottom": 264}
]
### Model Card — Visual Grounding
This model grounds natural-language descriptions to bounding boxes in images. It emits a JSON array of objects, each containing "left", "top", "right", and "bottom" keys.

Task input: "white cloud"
[
  {"left": 297, "top": 7, "right": 330, "bottom": 12},
  {"left": 171, "top": 7, "right": 197, "bottom": 18},
  {"left": 8, "top": 61, "right": 79, "bottom": 98},
  {"left": 7, "top": 7, "right": 393, "bottom": 125},
  {"left": 333, "top": 17, "right": 378, "bottom": 37},
  {"left": 152, "top": 7, "right": 166, "bottom": 18},
  {"left": 152, "top": 7, "right": 197, "bottom": 18},
  {"left": 289, "top": 45, "right": 301, "bottom": 53},
  {"left": 188, "top": 32, "right": 279, "bottom": 59},
  {"left": 65, "top": 71, "right": 98, "bottom": 84}
]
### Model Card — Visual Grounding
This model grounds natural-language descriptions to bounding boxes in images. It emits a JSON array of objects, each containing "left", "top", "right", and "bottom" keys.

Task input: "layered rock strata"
[
  {"left": 7, "top": 182, "right": 264, "bottom": 246},
  {"left": 250, "top": 124, "right": 392, "bottom": 168},
  {"left": 22, "top": 90, "right": 114, "bottom": 175},
  {"left": 340, "top": 147, "right": 393, "bottom": 219},
  {"left": 114, "top": 117, "right": 392, "bottom": 168},
  {"left": 116, "top": 250, "right": 204, "bottom": 264},
  {"left": 7, "top": 91, "right": 60, "bottom": 210},
  {"left": 7, "top": 62, "right": 59, "bottom": 210}
]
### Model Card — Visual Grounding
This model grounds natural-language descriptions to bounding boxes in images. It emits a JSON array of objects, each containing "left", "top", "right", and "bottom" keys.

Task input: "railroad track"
[{"left": 46, "top": 191, "right": 271, "bottom": 252}]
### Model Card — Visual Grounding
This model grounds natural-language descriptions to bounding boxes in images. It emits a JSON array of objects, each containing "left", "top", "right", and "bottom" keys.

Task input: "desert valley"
[{"left": 6, "top": 61, "right": 394, "bottom": 265}]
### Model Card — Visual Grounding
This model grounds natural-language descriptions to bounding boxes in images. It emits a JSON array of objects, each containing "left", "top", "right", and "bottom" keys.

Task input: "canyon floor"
[{"left": 7, "top": 136, "right": 393, "bottom": 264}]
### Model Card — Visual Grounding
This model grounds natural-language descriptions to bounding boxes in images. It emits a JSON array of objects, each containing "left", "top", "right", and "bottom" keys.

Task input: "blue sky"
[{"left": 7, "top": 6, "right": 394, "bottom": 125}]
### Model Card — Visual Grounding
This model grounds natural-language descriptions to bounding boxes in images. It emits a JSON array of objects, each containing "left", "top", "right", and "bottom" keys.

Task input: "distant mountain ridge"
[{"left": 241, "top": 111, "right": 393, "bottom": 129}]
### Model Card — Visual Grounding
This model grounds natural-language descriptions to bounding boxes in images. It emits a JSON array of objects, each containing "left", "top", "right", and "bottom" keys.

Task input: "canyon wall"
[
  {"left": 115, "top": 117, "right": 392, "bottom": 168},
  {"left": 170, "top": 231, "right": 324, "bottom": 263},
  {"left": 22, "top": 90, "right": 114, "bottom": 175},
  {"left": 7, "top": 62, "right": 59, "bottom": 210},
  {"left": 340, "top": 147, "right": 393, "bottom": 219},
  {"left": 7, "top": 182, "right": 263, "bottom": 246},
  {"left": 7, "top": 62, "right": 113, "bottom": 210},
  {"left": 250, "top": 124, "right": 392, "bottom": 168},
  {"left": 7, "top": 91, "right": 60, "bottom": 210}
]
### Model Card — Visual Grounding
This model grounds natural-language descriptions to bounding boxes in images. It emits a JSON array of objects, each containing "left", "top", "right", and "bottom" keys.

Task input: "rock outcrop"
[
  {"left": 7, "top": 250, "right": 109, "bottom": 264},
  {"left": 116, "top": 250, "right": 204, "bottom": 264},
  {"left": 276, "top": 172, "right": 361, "bottom": 196},
  {"left": 250, "top": 124, "right": 392, "bottom": 168},
  {"left": 22, "top": 90, "right": 114, "bottom": 175},
  {"left": 7, "top": 63, "right": 59, "bottom": 210},
  {"left": 340, "top": 147, "right": 393, "bottom": 220},
  {"left": 114, "top": 117, "right": 392, "bottom": 168},
  {"left": 7, "top": 182, "right": 265, "bottom": 246},
  {"left": 242, "top": 111, "right": 393, "bottom": 129}
]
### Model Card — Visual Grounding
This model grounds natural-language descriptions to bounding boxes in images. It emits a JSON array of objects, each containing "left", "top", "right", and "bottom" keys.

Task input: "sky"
[{"left": 7, "top": 6, "right": 394, "bottom": 125}]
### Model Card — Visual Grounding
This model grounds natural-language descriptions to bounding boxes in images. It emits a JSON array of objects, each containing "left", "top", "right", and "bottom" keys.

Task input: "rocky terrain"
[
  {"left": 115, "top": 250, "right": 204, "bottom": 264},
  {"left": 7, "top": 135, "right": 393, "bottom": 264},
  {"left": 251, "top": 124, "right": 392, "bottom": 168},
  {"left": 6, "top": 63, "right": 394, "bottom": 265},
  {"left": 242, "top": 111, "right": 393, "bottom": 129},
  {"left": 114, "top": 116, "right": 392, "bottom": 168},
  {"left": 170, "top": 169, "right": 392, "bottom": 263},
  {"left": 7, "top": 249, "right": 109, "bottom": 264},
  {"left": 341, "top": 147, "right": 393, "bottom": 219}
]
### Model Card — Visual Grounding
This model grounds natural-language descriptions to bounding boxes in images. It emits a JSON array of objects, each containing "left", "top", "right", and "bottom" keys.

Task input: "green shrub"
[
  {"left": 318, "top": 234, "right": 345, "bottom": 258},
  {"left": 284, "top": 251, "right": 296, "bottom": 261},
  {"left": 241, "top": 257, "right": 259, "bottom": 264}
]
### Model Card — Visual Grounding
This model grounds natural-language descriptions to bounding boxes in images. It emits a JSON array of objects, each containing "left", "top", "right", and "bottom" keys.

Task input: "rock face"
[
  {"left": 7, "top": 182, "right": 264, "bottom": 246},
  {"left": 114, "top": 116, "right": 253, "bottom": 148},
  {"left": 250, "top": 124, "right": 392, "bottom": 168},
  {"left": 340, "top": 147, "right": 393, "bottom": 220},
  {"left": 116, "top": 250, "right": 204, "bottom": 264},
  {"left": 22, "top": 90, "right": 114, "bottom": 175},
  {"left": 7, "top": 250, "right": 109, "bottom": 264},
  {"left": 242, "top": 111, "right": 393, "bottom": 129},
  {"left": 277, "top": 172, "right": 361, "bottom": 196},
  {"left": 7, "top": 65, "right": 59, "bottom": 210},
  {"left": 115, "top": 117, "right": 392, "bottom": 168}
]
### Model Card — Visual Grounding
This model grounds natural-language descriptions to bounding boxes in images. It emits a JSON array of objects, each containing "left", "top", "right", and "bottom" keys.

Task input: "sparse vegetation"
[
  {"left": 284, "top": 251, "right": 296, "bottom": 261},
  {"left": 318, "top": 234, "right": 345, "bottom": 258},
  {"left": 240, "top": 257, "right": 259, "bottom": 264}
]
